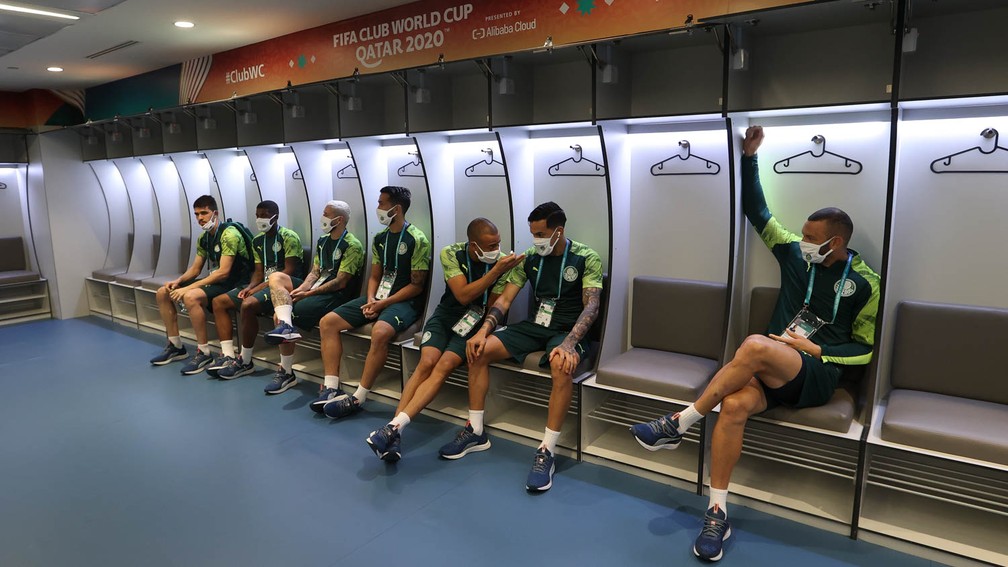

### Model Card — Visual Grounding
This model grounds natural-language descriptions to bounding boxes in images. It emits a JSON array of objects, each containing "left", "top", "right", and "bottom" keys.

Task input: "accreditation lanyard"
[
  {"left": 465, "top": 251, "right": 490, "bottom": 307},
  {"left": 804, "top": 252, "right": 853, "bottom": 324},
  {"left": 319, "top": 230, "right": 347, "bottom": 272},
  {"left": 535, "top": 239, "right": 570, "bottom": 301},
  {"left": 383, "top": 223, "right": 409, "bottom": 271}
]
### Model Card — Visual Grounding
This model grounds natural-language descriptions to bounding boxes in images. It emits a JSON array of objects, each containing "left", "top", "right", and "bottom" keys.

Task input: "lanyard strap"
[
  {"left": 319, "top": 230, "right": 347, "bottom": 271},
  {"left": 383, "top": 223, "right": 409, "bottom": 271},
  {"left": 805, "top": 252, "right": 854, "bottom": 324},
  {"left": 535, "top": 239, "right": 570, "bottom": 300},
  {"left": 265, "top": 228, "right": 282, "bottom": 269},
  {"left": 465, "top": 248, "right": 490, "bottom": 306}
]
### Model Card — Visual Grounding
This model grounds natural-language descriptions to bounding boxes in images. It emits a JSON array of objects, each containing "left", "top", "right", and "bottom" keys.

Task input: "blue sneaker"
[
  {"left": 366, "top": 424, "right": 401, "bottom": 462},
  {"left": 205, "top": 355, "right": 235, "bottom": 378},
  {"left": 265, "top": 322, "right": 301, "bottom": 345},
  {"left": 218, "top": 357, "right": 255, "bottom": 380},
  {"left": 309, "top": 387, "right": 347, "bottom": 414},
  {"left": 526, "top": 447, "right": 556, "bottom": 491},
  {"left": 438, "top": 423, "right": 491, "bottom": 460},
  {"left": 150, "top": 343, "right": 187, "bottom": 365},
  {"left": 630, "top": 413, "right": 683, "bottom": 451},
  {"left": 264, "top": 368, "right": 297, "bottom": 394},
  {"left": 323, "top": 395, "right": 362, "bottom": 419},
  {"left": 693, "top": 505, "right": 731, "bottom": 561},
  {"left": 180, "top": 350, "right": 213, "bottom": 375}
]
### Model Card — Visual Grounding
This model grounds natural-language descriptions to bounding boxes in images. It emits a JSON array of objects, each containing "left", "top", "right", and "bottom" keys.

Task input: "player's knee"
[
  {"left": 240, "top": 297, "right": 259, "bottom": 315},
  {"left": 720, "top": 393, "right": 755, "bottom": 423},
  {"left": 319, "top": 312, "right": 341, "bottom": 334},
  {"left": 182, "top": 289, "right": 202, "bottom": 306},
  {"left": 267, "top": 271, "right": 284, "bottom": 287},
  {"left": 371, "top": 323, "right": 395, "bottom": 345},
  {"left": 156, "top": 286, "right": 169, "bottom": 301},
  {"left": 736, "top": 334, "right": 773, "bottom": 366}
]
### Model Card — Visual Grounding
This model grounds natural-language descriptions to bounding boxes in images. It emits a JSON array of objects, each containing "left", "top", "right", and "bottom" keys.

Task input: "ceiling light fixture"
[
  {"left": 174, "top": 21, "right": 194, "bottom": 28},
  {"left": 0, "top": 2, "right": 80, "bottom": 20},
  {"left": 47, "top": 66, "right": 63, "bottom": 72}
]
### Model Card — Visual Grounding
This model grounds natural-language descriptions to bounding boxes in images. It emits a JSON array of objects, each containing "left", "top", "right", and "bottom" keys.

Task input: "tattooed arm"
[{"left": 549, "top": 287, "right": 602, "bottom": 375}]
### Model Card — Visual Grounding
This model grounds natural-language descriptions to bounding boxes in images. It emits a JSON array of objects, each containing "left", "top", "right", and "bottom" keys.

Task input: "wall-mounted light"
[{"left": 345, "top": 79, "right": 362, "bottom": 112}]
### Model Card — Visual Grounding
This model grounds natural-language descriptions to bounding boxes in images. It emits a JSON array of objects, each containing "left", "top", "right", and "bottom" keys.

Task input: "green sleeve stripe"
[
  {"left": 823, "top": 352, "right": 873, "bottom": 366},
  {"left": 850, "top": 257, "right": 882, "bottom": 349},
  {"left": 760, "top": 217, "right": 801, "bottom": 249},
  {"left": 338, "top": 237, "right": 364, "bottom": 276},
  {"left": 409, "top": 225, "right": 432, "bottom": 271}
]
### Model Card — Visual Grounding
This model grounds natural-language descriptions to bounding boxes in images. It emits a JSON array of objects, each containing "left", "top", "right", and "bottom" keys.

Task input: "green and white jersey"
[
  {"left": 314, "top": 230, "right": 364, "bottom": 276},
  {"left": 742, "top": 155, "right": 881, "bottom": 366},
  {"left": 507, "top": 239, "right": 603, "bottom": 331},
  {"left": 438, "top": 241, "right": 508, "bottom": 316},
  {"left": 252, "top": 226, "right": 302, "bottom": 273},
  {"left": 197, "top": 224, "right": 252, "bottom": 271},
  {"left": 371, "top": 223, "right": 432, "bottom": 299}
]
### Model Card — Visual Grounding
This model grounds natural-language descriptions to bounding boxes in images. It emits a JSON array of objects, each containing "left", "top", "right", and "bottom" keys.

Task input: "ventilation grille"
[
  {"left": 741, "top": 419, "right": 859, "bottom": 479},
  {"left": 86, "top": 40, "right": 139, "bottom": 59},
  {"left": 585, "top": 393, "right": 702, "bottom": 444},
  {"left": 494, "top": 372, "right": 580, "bottom": 415}
]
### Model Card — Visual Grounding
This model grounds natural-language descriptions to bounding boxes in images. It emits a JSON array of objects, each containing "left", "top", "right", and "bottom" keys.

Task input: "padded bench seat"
[
  {"left": 597, "top": 349, "right": 717, "bottom": 401},
  {"left": 91, "top": 267, "right": 127, "bottom": 281},
  {"left": 0, "top": 269, "right": 42, "bottom": 286},
  {"left": 881, "top": 389, "right": 1008, "bottom": 466},
  {"left": 113, "top": 272, "right": 155, "bottom": 286}
]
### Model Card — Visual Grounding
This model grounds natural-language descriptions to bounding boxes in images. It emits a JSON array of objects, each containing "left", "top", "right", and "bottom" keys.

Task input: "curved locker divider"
[
  {"left": 170, "top": 153, "right": 220, "bottom": 270},
  {"left": 107, "top": 158, "right": 162, "bottom": 325},
  {"left": 407, "top": 131, "right": 516, "bottom": 424},
  {"left": 204, "top": 149, "right": 260, "bottom": 226},
  {"left": 84, "top": 160, "right": 133, "bottom": 319}
]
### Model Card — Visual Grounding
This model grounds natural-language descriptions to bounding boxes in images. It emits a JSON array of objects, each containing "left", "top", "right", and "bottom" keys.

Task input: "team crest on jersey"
[
  {"left": 398, "top": 242, "right": 408, "bottom": 255},
  {"left": 333, "top": 248, "right": 342, "bottom": 260},
  {"left": 835, "top": 279, "right": 856, "bottom": 297},
  {"left": 272, "top": 241, "right": 282, "bottom": 253},
  {"left": 214, "top": 245, "right": 221, "bottom": 254},
  {"left": 563, "top": 266, "right": 579, "bottom": 282},
  {"left": 421, "top": 331, "right": 432, "bottom": 344}
]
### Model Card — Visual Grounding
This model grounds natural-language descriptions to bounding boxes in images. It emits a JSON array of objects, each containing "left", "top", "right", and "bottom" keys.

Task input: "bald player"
[{"left": 364, "top": 218, "right": 523, "bottom": 463}]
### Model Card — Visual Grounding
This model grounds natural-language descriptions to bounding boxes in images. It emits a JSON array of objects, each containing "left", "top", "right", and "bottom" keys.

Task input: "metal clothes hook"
[
  {"left": 481, "top": 148, "right": 494, "bottom": 164},
  {"left": 570, "top": 144, "right": 583, "bottom": 162}
]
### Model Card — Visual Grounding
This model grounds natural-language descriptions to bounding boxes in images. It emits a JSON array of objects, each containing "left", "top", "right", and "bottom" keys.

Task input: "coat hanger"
[
  {"left": 292, "top": 169, "right": 303, "bottom": 180},
  {"left": 548, "top": 144, "right": 606, "bottom": 177},
  {"left": 930, "top": 128, "right": 1008, "bottom": 174},
  {"left": 336, "top": 162, "right": 358, "bottom": 179},
  {"left": 397, "top": 151, "right": 424, "bottom": 177},
  {"left": 465, "top": 148, "right": 506, "bottom": 177},
  {"left": 773, "top": 135, "right": 863, "bottom": 175},
  {"left": 650, "top": 140, "right": 721, "bottom": 176}
]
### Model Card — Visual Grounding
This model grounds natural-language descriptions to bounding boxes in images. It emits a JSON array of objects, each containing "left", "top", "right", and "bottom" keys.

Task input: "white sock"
[
  {"left": 274, "top": 305, "right": 293, "bottom": 325},
  {"left": 353, "top": 385, "right": 370, "bottom": 403},
  {"left": 676, "top": 404, "right": 703, "bottom": 434},
  {"left": 469, "top": 410, "right": 485, "bottom": 435},
  {"left": 390, "top": 412, "right": 410, "bottom": 431},
  {"left": 280, "top": 354, "right": 294, "bottom": 373},
  {"left": 241, "top": 346, "right": 254, "bottom": 363},
  {"left": 168, "top": 336, "right": 182, "bottom": 348},
  {"left": 220, "top": 340, "right": 235, "bottom": 359},
  {"left": 709, "top": 487, "right": 729, "bottom": 515},
  {"left": 541, "top": 427, "right": 561, "bottom": 454},
  {"left": 198, "top": 343, "right": 210, "bottom": 355},
  {"left": 324, "top": 375, "right": 340, "bottom": 390}
]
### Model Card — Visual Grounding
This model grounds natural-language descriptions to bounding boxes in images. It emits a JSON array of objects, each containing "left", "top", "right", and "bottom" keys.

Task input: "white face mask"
[
  {"left": 799, "top": 237, "right": 835, "bottom": 264},
  {"left": 376, "top": 205, "right": 397, "bottom": 226},
  {"left": 255, "top": 214, "right": 277, "bottom": 233},
  {"left": 532, "top": 228, "right": 560, "bottom": 257},
  {"left": 200, "top": 212, "right": 217, "bottom": 232},
  {"left": 320, "top": 215, "right": 340, "bottom": 234},
  {"left": 473, "top": 241, "right": 501, "bottom": 265}
]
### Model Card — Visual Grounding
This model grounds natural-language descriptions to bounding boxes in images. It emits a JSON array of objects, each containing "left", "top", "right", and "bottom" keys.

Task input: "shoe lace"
[
  {"left": 700, "top": 513, "right": 728, "bottom": 539},
  {"left": 648, "top": 416, "right": 677, "bottom": 437},
  {"left": 531, "top": 451, "right": 550, "bottom": 473},
  {"left": 453, "top": 427, "right": 473, "bottom": 442}
]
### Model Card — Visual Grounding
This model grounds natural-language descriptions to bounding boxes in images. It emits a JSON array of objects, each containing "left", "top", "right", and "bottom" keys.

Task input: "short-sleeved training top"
[{"left": 507, "top": 239, "right": 603, "bottom": 332}]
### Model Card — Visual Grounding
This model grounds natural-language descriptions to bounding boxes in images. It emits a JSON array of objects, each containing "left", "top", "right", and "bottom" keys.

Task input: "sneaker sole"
[
  {"left": 264, "top": 379, "right": 297, "bottom": 395},
  {"left": 264, "top": 333, "right": 300, "bottom": 345},
  {"left": 219, "top": 366, "right": 255, "bottom": 380},
  {"left": 439, "top": 439, "right": 491, "bottom": 460},
  {"left": 526, "top": 462, "right": 555, "bottom": 492},
  {"left": 181, "top": 360, "right": 212, "bottom": 375},
  {"left": 323, "top": 406, "right": 361, "bottom": 419},
  {"left": 151, "top": 353, "right": 187, "bottom": 366},
  {"left": 693, "top": 527, "right": 731, "bottom": 561},
  {"left": 633, "top": 435, "right": 681, "bottom": 452}
]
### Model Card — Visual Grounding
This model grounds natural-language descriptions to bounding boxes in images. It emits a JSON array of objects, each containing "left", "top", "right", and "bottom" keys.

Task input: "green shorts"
[
  {"left": 761, "top": 351, "right": 843, "bottom": 409},
  {"left": 224, "top": 286, "right": 274, "bottom": 315},
  {"left": 179, "top": 278, "right": 244, "bottom": 304},
  {"left": 418, "top": 303, "right": 475, "bottom": 360},
  {"left": 492, "top": 319, "right": 587, "bottom": 368},
  {"left": 332, "top": 296, "right": 419, "bottom": 334},
  {"left": 293, "top": 288, "right": 355, "bottom": 331}
]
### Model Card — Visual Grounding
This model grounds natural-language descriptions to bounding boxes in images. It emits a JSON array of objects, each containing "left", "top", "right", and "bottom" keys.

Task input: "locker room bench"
[{"left": 0, "top": 236, "right": 50, "bottom": 324}]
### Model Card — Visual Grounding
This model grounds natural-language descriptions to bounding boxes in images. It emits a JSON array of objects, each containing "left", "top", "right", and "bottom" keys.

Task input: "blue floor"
[{"left": 0, "top": 318, "right": 943, "bottom": 567}]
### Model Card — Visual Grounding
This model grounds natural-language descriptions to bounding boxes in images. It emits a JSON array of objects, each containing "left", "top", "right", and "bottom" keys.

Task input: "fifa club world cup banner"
[{"left": 185, "top": 0, "right": 803, "bottom": 103}]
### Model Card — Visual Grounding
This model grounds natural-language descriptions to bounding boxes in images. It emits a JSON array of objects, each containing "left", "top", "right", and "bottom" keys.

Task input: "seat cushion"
[
  {"left": 113, "top": 271, "right": 154, "bottom": 286},
  {"left": 758, "top": 382, "right": 856, "bottom": 433},
  {"left": 0, "top": 270, "right": 41, "bottom": 286},
  {"left": 142, "top": 274, "right": 181, "bottom": 291},
  {"left": 0, "top": 237, "right": 26, "bottom": 272},
  {"left": 631, "top": 277, "right": 727, "bottom": 360},
  {"left": 596, "top": 347, "right": 718, "bottom": 402},
  {"left": 882, "top": 389, "right": 1008, "bottom": 466},
  {"left": 91, "top": 267, "right": 127, "bottom": 282}
]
